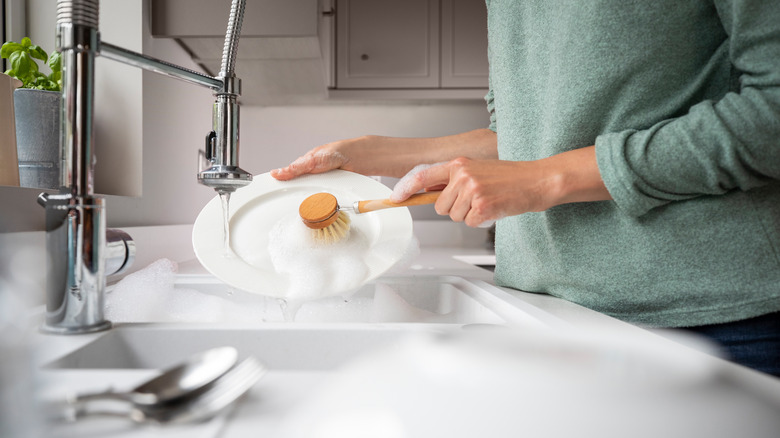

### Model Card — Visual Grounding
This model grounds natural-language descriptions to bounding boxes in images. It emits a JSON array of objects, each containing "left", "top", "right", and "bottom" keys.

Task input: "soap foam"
[
  {"left": 390, "top": 162, "right": 447, "bottom": 202},
  {"left": 105, "top": 258, "right": 179, "bottom": 322},
  {"left": 267, "top": 212, "right": 371, "bottom": 315},
  {"left": 106, "top": 258, "right": 272, "bottom": 323}
]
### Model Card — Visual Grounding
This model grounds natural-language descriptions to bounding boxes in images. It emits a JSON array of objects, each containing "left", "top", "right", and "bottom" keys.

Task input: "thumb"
[{"left": 390, "top": 162, "right": 450, "bottom": 202}]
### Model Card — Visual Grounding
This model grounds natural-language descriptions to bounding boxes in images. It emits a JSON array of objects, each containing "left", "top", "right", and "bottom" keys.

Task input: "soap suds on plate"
[{"left": 267, "top": 212, "right": 371, "bottom": 317}]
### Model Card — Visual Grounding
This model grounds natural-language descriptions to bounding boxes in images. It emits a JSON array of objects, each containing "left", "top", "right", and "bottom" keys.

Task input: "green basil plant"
[{"left": 1, "top": 37, "right": 61, "bottom": 91}]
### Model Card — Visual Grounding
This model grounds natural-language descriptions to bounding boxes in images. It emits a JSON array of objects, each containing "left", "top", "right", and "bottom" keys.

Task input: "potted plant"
[{"left": 1, "top": 37, "right": 62, "bottom": 189}]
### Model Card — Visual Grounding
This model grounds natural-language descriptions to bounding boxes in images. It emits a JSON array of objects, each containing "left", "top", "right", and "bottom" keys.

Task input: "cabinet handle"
[{"left": 360, "top": 54, "right": 369, "bottom": 61}]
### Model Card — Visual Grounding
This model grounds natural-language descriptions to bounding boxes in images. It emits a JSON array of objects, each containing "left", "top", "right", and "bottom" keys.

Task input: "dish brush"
[{"left": 299, "top": 191, "right": 441, "bottom": 243}]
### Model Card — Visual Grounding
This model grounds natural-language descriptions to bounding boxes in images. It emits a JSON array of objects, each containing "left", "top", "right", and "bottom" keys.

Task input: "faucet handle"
[
  {"left": 197, "top": 130, "right": 251, "bottom": 193},
  {"left": 198, "top": 131, "right": 217, "bottom": 173},
  {"left": 37, "top": 192, "right": 50, "bottom": 207},
  {"left": 204, "top": 131, "right": 217, "bottom": 163},
  {"left": 105, "top": 229, "right": 135, "bottom": 277}
]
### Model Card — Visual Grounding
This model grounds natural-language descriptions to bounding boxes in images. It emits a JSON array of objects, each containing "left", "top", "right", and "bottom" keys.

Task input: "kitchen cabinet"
[
  {"left": 335, "top": 0, "right": 440, "bottom": 89},
  {"left": 151, "top": 0, "right": 317, "bottom": 38},
  {"left": 148, "top": 0, "right": 488, "bottom": 103},
  {"left": 441, "top": 0, "right": 489, "bottom": 88},
  {"left": 150, "top": 0, "right": 327, "bottom": 105},
  {"left": 332, "top": 0, "right": 488, "bottom": 98}
]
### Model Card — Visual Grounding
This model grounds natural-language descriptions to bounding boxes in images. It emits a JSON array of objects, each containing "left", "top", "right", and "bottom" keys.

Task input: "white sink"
[
  {"left": 105, "top": 272, "right": 550, "bottom": 325},
  {"left": 47, "top": 275, "right": 555, "bottom": 371},
  {"left": 46, "top": 324, "right": 420, "bottom": 370}
]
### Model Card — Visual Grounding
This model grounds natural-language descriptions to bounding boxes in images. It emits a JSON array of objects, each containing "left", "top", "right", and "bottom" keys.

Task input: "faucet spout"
[
  {"left": 198, "top": 0, "right": 252, "bottom": 194},
  {"left": 197, "top": 87, "right": 251, "bottom": 194}
]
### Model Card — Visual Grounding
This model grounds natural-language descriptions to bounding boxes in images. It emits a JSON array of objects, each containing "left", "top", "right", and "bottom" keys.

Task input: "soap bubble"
[
  {"left": 267, "top": 213, "right": 371, "bottom": 314},
  {"left": 106, "top": 258, "right": 269, "bottom": 323}
]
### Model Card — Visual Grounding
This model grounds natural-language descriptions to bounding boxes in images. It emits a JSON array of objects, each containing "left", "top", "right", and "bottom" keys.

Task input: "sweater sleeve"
[
  {"left": 485, "top": 87, "right": 497, "bottom": 133},
  {"left": 595, "top": 0, "right": 780, "bottom": 217},
  {"left": 485, "top": 30, "right": 497, "bottom": 133}
]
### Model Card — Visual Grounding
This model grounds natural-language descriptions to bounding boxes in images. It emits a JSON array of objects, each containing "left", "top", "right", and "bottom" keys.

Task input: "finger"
[
  {"left": 390, "top": 163, "right": 451, "bottom": 202},
  {"left": 306, "top": 150, "right": 347, "bottom": 175},
  {"left": 270, "top": 166, "right": 296, "bottom": 181},
  {"left": 433, "top": 183, "right": 458, "bottom": 217},
  {"left": 447, "top": 191, "right": 472, "bottom": 223},
  {"left": 476, "top": 219, "right": 496, "bottom": 228},
  {"left": 465, "top": 202, "right": 501, "bottom": 228},
  {"left": 270, "top": 155, "right": 313, "bottom": 181},
  {"left": 271, "top": 150, "right": 343, "bottom": 181}
]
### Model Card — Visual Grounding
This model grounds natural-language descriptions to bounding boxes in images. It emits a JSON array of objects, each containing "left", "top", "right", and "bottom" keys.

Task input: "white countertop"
[{"left": 5, "top": 223, "right": 780, "bottom": 437}]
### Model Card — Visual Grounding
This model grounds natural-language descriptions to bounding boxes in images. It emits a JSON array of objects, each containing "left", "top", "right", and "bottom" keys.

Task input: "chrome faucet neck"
[{"left": 39, "top": 0, "right": 109, "bottom": 334}]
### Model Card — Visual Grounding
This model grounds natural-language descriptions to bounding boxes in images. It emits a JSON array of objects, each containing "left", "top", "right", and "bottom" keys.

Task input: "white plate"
[{"left": 192, "top": 170, "right": 413, "bottom": 299}]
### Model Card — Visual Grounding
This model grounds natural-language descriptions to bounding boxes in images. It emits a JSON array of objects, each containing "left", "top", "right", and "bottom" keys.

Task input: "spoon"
[
  {"left": 127, "top": 357, "right": 266, "bottom": 425},
  {"left": 70, "top": 346, "right": 239, "bottom": 407},
  {"left": 70, "top": 356, "right": 266, "bottom": 425}
]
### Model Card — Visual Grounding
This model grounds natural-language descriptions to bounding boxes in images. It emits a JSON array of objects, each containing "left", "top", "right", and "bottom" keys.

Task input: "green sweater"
[{"left": 486, "top": 0, "right": 780, "bottom": 327}]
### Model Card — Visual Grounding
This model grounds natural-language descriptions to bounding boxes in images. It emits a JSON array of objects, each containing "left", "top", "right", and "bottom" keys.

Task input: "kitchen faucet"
[{"left": 40, "top": 0, "right": 252, "bottom": 334}]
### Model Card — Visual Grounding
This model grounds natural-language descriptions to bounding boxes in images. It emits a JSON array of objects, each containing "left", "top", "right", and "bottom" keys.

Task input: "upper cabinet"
[
  {"left": 335, "top": 0, "right": 440, "bottom": 89},
  {"left": 150, "top": 0, "right": 489, "bottom": 104},
  {"left": 151, "top": 0, "right": 328, "bottom": 105},
  {"left": 441, "top": 0, "right": 489, "bottom": 88},
  {"left": 331, "top": 0, "right": 488, "bottom": 99},
  {"left": 151, "top": 0, "right": 317, "bottom": 37}
]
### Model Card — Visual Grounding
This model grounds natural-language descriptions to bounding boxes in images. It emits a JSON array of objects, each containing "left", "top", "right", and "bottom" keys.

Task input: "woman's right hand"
[
  {"left": 270, "top": 138, "right": 355, "bottom": 181},
  {"left": 270, "top": 135, "right": 420, "bottom": 181},
  {"left": 270, "top": 129, "right": 499, "bottom": 181}
]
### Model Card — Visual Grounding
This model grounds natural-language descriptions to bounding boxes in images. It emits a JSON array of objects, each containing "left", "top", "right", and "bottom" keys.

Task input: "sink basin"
[
  {"left": 108, "top": 273, "right": 544, "bottom": 325},
  {"left": 47, "top": 275, "right": 555, "bottom": 371},
  {"left": 452, "top": 254, "right": 496, "bottom": 272},
  {"left": 46, "top": 324, "right": 421, "bottom": 371}
]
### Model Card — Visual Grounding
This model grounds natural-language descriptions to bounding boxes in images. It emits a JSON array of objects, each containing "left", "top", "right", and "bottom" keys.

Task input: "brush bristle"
[{"left": 313, "top": 211, "right": 351, "bottom": 244}]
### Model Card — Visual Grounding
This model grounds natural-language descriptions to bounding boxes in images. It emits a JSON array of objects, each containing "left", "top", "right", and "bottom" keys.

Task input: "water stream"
[{"left": 219, "top": 191, "right": 231, "bottom": 257}]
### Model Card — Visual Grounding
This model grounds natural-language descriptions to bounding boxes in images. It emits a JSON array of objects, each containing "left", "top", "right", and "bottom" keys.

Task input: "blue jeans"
[{"left": 679, "top": 312, "right": 780, "bottom": 377}]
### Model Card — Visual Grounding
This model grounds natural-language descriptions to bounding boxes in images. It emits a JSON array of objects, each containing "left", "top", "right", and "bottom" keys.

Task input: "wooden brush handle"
[{"left": 356, "top": 192, "right": 441, "bottom": 213}]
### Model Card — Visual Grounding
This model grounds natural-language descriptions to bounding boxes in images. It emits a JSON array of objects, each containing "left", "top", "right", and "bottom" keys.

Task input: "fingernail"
[{"left": 477, "top": 220, "right": 496, "bottom": 228}]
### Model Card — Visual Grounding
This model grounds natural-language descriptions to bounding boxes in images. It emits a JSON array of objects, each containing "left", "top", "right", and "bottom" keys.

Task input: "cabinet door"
[
  {"left": 441, "top": 0, "right": 488, "bottom": 88},
  {"left": 336, "top": 0, "right": 440, "bottom": 89}
]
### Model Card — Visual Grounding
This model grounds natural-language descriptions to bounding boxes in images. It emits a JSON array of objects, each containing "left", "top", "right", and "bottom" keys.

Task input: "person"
[{"left": 272, "top": 0, "right": 780, "bottom": 376}]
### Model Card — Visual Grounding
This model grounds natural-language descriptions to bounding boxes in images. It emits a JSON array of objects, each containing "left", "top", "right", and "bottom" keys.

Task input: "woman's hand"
[
  {"left": 271, "top": 129, "right": 500, "bottom": 181},
  {"left": 270, "top": 135, "right": 425, "bottom": 181},
  {"left": 270, "top": 139, "right": 355, "bottom": 181},
  {"left": 390, "top": 146, "right": 612, "bottom": 227}
]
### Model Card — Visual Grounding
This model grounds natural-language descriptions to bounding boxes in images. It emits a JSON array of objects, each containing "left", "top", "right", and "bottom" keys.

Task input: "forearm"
[
  {"left": 272, "top": 128, "right": 497, "bottom": 181},
  {"left": 356, "top": 128, "right": 498, "bottom": 178},
  {"left": 542, "top": 145, "right": 612, "bottom": 208}
]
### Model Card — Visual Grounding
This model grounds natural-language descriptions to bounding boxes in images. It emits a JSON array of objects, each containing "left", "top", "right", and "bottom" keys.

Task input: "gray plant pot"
[{"left": 14, "top": 88, "right": 61, "bottom": 189}]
